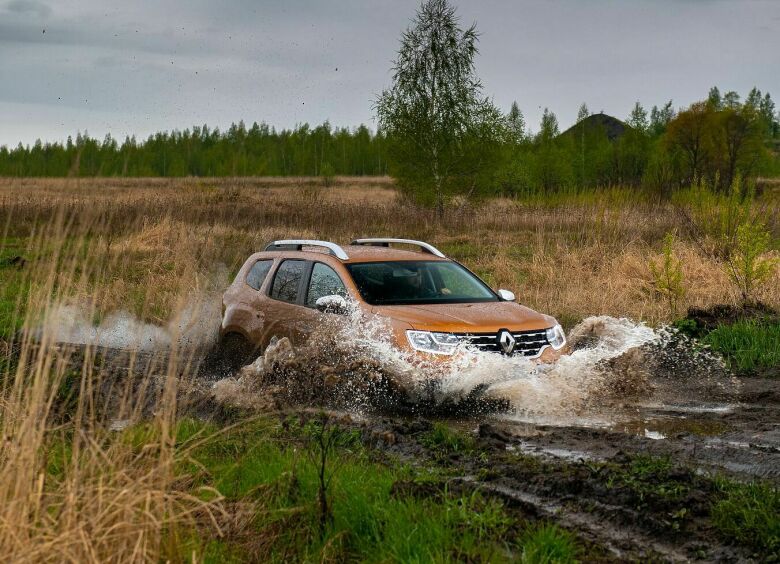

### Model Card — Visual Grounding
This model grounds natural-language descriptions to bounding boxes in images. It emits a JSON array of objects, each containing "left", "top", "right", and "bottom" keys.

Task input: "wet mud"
[
  {"left": 194, "top": 313, "right": 779, "bottom": 559},
  {"left": 13, "top": 309, "right": 779, "bottom": 560}
]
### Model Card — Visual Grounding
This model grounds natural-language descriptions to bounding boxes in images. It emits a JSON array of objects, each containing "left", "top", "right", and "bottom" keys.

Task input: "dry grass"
[
  {"left": 0, "top": 175, "right": 778, "bottom": 561},
  {"left": 1, "top": 177, "right": 778, "bottom": 327},
  {"left": 0, "top": 212, "right": 227, "bottom": 562}
]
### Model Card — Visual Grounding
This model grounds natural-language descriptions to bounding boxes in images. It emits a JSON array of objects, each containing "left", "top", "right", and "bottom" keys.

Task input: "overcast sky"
[{"left": 1, "top": 0, "right": 779, "bottom": 147}]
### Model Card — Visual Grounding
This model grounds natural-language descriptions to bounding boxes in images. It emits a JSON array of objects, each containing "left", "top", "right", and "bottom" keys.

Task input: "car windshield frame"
[{"left": 345, "top": 260, "right": 500, "bottom": 306}]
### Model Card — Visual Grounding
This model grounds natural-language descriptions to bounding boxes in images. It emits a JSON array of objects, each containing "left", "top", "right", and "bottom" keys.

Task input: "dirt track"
[
  {"left": 334, "top": 378, "right": 780, "bottom": 561},
  {"left": 488, "top": 377, "right": 780, "bottom": 482}
]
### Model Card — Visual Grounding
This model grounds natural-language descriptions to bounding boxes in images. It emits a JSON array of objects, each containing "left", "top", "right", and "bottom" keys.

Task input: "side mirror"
[
  {"left": 315, "top": 294, "right": 348, "bottom": 315},
  {"left": 497, "top": 289, "right": 515, "bottom": 302}
]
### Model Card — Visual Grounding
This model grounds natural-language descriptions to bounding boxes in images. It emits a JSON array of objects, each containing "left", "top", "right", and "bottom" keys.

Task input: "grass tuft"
[
  {"left": 703, "top": 320, "right": 780, "bottom": 374},
  {"left": 712, "top": 480, "right": 780, "bottom": 559},
  {"left": 520, "top": 523, "right": 580, "bottom": 563}
]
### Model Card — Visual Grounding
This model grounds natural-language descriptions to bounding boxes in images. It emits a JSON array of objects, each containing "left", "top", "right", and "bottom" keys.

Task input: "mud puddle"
[
  {"left": 295, "top": 408, "right": 773, "bottom": 561},
  {"left": 199, "top": 310, "right": 780, "bottom": 481}
]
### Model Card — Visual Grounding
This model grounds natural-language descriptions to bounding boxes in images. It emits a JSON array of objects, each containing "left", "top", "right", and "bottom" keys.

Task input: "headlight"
[
  {"left": 546, "top": 324, "right": 566, "bottom": 350},
  {"left": 406, "top": 330, "right": 460, "bottom": 355}
]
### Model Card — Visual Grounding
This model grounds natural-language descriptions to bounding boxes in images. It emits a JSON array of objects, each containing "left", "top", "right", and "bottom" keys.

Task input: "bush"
[
  {"left": 724, "top": 221, "right": 778, "bottom": 304},
  {"left": 649, "top": 232, "right": 686, "bottom": 317},
  {"left": 320, "top": 162, "right": 336, "bottom": 187}
]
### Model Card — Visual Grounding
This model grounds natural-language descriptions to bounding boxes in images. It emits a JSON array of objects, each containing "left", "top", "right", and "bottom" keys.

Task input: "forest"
[{"left": 1, "top": 86, "right": 778, "bottom": 197}]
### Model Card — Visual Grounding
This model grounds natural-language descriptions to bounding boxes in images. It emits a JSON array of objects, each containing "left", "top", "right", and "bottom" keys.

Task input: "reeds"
[{"left": 0, "top": 206, "right": 225, "bottom": 562}]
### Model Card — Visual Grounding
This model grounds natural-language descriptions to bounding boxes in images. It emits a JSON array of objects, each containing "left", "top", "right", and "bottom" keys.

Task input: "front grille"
[{"left": 456, "top": 329, "right": 549, "bottom": 357}]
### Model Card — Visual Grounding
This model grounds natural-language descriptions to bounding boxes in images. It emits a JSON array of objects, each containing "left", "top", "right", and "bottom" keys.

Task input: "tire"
[{"left": 217, "top": 333, "right": 255, "bottom": 374}]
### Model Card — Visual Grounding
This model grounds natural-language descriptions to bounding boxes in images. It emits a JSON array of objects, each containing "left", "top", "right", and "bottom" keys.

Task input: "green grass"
[
  {"left": 420, "top": 423, "right": 477, "bottom": 456},
  {"left": 606, "top": 455, "right": 690, "bottom": 509},
  {"left": 712, "top": 480, "right": 780, "bottom": 559},
  {"left": 703, "top": 320, "right": 780, "bottom": 374},
  {"left": 170, "top": 418, "right": 583, "bottom": 562},
  {"left": 520, "top": 523, "right": 580, "bottom": 563}
]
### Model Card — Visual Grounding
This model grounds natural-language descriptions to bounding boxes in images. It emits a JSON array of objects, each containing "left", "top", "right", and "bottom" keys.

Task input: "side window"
[
  {"left": 245, "top": 260, "right": 273, "bottom": 290},
  {"left": 306, "top": 263, "right": 347, "bottom": 307},
  {"left": 270, "top": 260, "right": 305, "bottom": 303}
]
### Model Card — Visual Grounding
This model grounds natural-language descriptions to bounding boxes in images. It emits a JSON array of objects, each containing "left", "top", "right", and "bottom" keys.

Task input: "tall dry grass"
[
  {"left": 0, "top": 209, "right": 225, "bottom": 562},
  {"left": 1, "top": 177, "right": 778, "bottom": 327}
]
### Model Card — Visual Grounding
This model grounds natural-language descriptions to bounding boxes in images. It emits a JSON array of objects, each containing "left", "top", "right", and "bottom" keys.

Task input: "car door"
[{"left": 263, "top": 259, "right": 310, "bottom": 347}]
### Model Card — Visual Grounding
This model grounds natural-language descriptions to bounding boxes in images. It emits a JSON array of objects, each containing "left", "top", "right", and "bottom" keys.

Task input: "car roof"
[
  {"left": 248, "top": 244, "right": 449, "bottom": 264},
  {"left": 341, "top": 245, "right": 448, "bottom": 263}
]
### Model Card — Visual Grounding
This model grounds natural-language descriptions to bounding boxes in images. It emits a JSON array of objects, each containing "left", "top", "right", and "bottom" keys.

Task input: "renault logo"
[{"left": 497, "top": 330, "right": 516, "bottom": 354}]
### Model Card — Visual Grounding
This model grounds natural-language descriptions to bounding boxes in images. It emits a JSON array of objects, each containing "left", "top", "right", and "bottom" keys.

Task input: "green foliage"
[
  {"left": 520, "top": 523, "right": 580, "bottom": 564},
  {"left": 507, "top": 101, "right": 527, "bottom": 142},
  {"left": 0, "top": 121, "right": 387, "bottom": 177},
  {"left": 175, "top": 418, "right": 574, "bottom": 562},
  {"left": 375, "top": 0, "right": 507, "bottom": 215},
  {"left": 724, "top": 221, "right": 778, "bottom": 304},
  {"left": 320, "top": 161, "right": 336, "bottom": 187},
  {"left": 443, "top": 490, "right": 514, "bottom": 541},
  {"left": 2, "top": 84, "right": 777, "bottom": 201},
  {"left": 672, "top": 317, "right": 699, "bottom": 338},
  {"left": 663, "top": 100, "right": 769, "bottom": 192},
  {"left": 712, "top": 480, "right": 780, "bottom": 559},
  {"left": 703, "top": 320, "right": 780, "bottom": 374},
  {"left": 420, "top": 422, "right": 476, "bottom": 455},
  {"left": 303, "top": 413, "right": 362, "bottom": 537},
  {"left": 606, "top": 455, "right": 691, "bottom": 508},
  {"left": 576, "top": 103, "right": 589, "bottom": 123},
  {"left": 671, "top": 175, "right": 769, "bottom": 259},
  {"left": 649, "top": 232, "right": 686, "bottom": 317}
]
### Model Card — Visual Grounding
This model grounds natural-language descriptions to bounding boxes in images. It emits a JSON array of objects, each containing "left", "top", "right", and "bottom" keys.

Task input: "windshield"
[{"left": 345, "top": 260, "right": 498, "bottom": 305}]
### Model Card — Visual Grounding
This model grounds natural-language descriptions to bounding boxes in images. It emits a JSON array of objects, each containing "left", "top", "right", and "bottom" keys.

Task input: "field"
[{"left": 1, "top": 177, "right": 779, "bottom": 562}]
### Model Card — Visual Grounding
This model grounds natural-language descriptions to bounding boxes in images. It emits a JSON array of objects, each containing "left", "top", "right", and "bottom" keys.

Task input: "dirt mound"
[{"left": 559, "top": 112, "right": 630, "bottom": 142}]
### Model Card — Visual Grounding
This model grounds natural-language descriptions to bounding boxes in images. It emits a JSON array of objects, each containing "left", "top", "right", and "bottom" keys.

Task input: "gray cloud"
[
  {"left": 6, "top": 0, "right": 51, "bottom": 18},
  {"left": 1, "top": 0, "right": 779, "bottom": 147}
]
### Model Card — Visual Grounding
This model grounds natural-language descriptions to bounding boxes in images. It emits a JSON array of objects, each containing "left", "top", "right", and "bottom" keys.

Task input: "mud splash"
[
  {"left": 212, "top": 309, "right": 739, "bottom": 426},
  {"left": 36, "top": 292, "right": 224, "bottom": 353}
]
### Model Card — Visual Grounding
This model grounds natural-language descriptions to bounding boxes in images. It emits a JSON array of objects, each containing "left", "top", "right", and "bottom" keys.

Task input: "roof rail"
[
  {"left": 350, "top": 238, "right": 446, "bottom": 258},
  {"left": 264, "top": 239, "right": 349, "bottom": 260}
]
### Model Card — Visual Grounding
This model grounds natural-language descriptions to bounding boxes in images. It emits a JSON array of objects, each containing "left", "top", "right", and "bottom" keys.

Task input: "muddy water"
[
  {"left": 39, "top": 298, "right": 776, "bottom": 482},
  {"left": 224, "top": 312, "right": 737, "bottom": 421},
  {"left": 211, "top": 310, "right": 780, "bottom": 480}
]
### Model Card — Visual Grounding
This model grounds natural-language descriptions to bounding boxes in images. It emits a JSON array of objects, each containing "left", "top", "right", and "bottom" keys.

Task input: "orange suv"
[{"left": 220, "top": 239, "right": 566, "bottom": 365}]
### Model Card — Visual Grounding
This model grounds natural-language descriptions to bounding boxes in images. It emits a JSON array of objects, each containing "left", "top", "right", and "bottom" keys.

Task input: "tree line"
[
  {"left": 2, "top": 89, "right": 776, "bottom": 199},
  {"left": 0, "top": 122, "right": 387, "bottom": 178},
  {"left": 497, "top": 86, "right": 779, "bottom": 198}
]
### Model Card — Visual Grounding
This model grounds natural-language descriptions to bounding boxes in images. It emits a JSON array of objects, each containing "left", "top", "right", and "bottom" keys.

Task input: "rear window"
[
  {"left": 345, "top": 260, "right": 497, "bottom": 305},
  {"left": 245, "top": 259, "right": 273, "bottom": 290},
  {"left": 270, "top": 260, "right": 305, "bottom": 303}
]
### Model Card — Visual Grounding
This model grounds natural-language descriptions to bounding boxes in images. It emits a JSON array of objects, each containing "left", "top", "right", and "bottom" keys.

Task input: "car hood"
[{"left": 371, "top": 301, "right": 556, "bottom": 333}]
